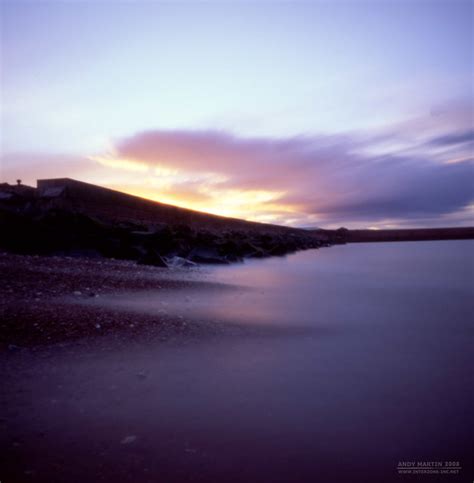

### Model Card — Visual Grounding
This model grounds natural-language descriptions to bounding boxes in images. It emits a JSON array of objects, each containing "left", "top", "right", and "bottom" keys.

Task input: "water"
[{"left": 2, "top": 241, "right": 473, "bottom": 482}]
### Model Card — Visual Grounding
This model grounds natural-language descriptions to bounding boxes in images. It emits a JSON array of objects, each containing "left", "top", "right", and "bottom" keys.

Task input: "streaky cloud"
[
  {"left": 428, "top": 129, "right": 474, "bottom": 146},
  {"left": 110, "top": 125, "right": 474, "bottom": 226}
]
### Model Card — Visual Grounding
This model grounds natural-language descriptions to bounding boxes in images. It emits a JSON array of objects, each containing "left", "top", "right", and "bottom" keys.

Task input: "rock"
[
  {"left": 166, "top": 256, "right": 196, "bottom": 268},
  {"left": 218, "top": 239, "right": 239, "bottom": 254},
  {"left": 189, "top": 247, "right": 229, "bottom": 264},
  {"left": 223, "top": 253, "right": 243, "bottom": 263},
  {"left": 237, "top": 241, "right": 265, "bottom": 257},
  {"left": 137, "top": 250, "right": 168, "bottom": 267},
  {"left": 172, "top": 224, "right": 194, "bottom": 238},
  {"left": 246, "top": 246, "right": 267, "bottom": 258},
  {"left": 268, "top": 242, "right": 294, "bottom": 256},
  {"left": 190, "top": 254, "right": 229, "bottom": 264}
]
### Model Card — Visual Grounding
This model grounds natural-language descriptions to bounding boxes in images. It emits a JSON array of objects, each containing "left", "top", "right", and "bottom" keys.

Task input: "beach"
[{"left": 0, "top": 252, "right": 236, "bottom": 348}]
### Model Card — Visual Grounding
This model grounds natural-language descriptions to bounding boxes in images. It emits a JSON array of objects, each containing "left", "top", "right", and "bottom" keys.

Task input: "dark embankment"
[
  {"left": 348, "top": 227, "right": 474, "bottom": 242},
  {"left": 315, "top": 227, "right": 474, "bottom": 243},
  {"left": 0, "top": 178, "right": 326, "bottom": 266}
]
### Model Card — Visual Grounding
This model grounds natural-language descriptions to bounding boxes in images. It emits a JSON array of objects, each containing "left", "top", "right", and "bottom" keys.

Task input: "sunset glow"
[{"left": 1, "top": 1, "right": 472, "bottom": 228}]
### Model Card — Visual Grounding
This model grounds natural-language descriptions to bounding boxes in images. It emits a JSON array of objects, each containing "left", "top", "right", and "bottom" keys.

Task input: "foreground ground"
[
  {"left": 0, "top": 252, "right": 237, "bottom": 349},
  {"left": 0, "top": 253, "right": 258, "bottom": 483},
  {"left": 1, "top": 245, "right": 472, "bottom": 483}
]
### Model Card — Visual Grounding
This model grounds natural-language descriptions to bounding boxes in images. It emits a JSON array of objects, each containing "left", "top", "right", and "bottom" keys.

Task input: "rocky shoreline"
[
  {"left": 0, "top": 207, "right": 326, "bottom": 267},
  {"left": 0, "top": 179, "right": 328, "bottom": 267}
]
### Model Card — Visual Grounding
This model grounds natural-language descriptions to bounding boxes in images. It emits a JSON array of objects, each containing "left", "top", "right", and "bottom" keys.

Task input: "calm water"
[{"left": 2, "top": 241, "right": 473, "bottom": 482}]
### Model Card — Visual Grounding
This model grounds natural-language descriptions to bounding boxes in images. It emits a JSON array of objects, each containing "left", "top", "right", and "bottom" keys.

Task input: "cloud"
[
  {"left": 428, "top": 129, "right": 474, "bottom": 147},
  {"left": 2, "top": 101, "right": 473, "bottom": 228},
  {"left": 312, "top": 161, "right": 473, "bottom": 218},
  {"left": 108, "top": 125, "right": 474, "bottom": 227}
]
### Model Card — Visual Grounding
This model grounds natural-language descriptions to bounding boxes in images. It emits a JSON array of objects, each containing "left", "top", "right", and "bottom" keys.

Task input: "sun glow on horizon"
[
  {"left": 88, "top": 151, "right": 295, "bottom": 223},
  {"left": 113, "top": 182, "right": 289, "bottom": 222}
]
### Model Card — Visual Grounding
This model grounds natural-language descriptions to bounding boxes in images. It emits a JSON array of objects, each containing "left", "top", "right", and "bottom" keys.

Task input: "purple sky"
[{"left": 1, "top": 0, "right": 473, "bottom": 228}]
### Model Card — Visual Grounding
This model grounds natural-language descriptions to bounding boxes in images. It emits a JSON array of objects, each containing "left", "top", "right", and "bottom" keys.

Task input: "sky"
[{"left": 1, "top": 0, "right": 473, "bottom": 228}]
